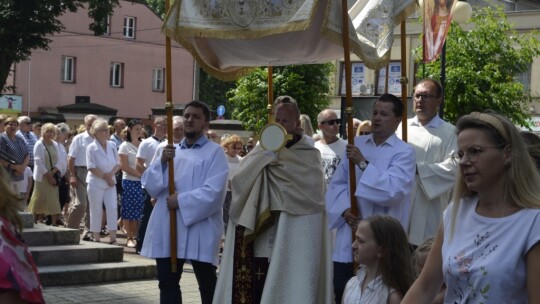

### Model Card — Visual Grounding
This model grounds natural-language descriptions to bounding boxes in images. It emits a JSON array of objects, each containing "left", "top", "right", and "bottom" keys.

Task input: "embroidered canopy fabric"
[{"left": 165, "top": 0, "right": 417, "bottom": 81}]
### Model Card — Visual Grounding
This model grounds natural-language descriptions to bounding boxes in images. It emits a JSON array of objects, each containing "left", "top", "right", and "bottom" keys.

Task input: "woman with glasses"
[
  {"left": 403, "top": 111, "right": 540, "bottom": 303},
  {"left": 220, "top": 134, "right": 243, "bottom": 235},
  {"left": 86, "top": 119, "right": 120, "bottom": 244},
  {"left": 356, "top": 120, "right": 372, "bottom": 136}
]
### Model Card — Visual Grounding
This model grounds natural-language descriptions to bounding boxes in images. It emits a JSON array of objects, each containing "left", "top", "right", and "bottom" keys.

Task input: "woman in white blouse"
[
  {"left": 28, "top": 123, "right": 62, "bottom": 225},
  {"left": 86, "top": 119, "right": 120, "bottom": 244}
]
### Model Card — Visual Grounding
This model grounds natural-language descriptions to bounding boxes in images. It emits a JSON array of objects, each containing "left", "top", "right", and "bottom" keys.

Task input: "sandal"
[{"left": 127, "top": 238, "right": 136, "bottom": 248}]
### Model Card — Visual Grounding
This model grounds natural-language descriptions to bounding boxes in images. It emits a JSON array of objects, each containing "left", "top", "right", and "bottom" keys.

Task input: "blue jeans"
[{"left": 156, "top": 258, "right": 217, "bottom": 304}]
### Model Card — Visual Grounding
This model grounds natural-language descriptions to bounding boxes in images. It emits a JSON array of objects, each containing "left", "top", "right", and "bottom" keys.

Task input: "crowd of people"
[{"left": 1, "top": 78, "right": 539, "bottom": 303}]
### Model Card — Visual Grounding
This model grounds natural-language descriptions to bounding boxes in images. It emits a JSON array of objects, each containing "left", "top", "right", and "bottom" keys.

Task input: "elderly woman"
[
  {"left": 55, "top": 123, "right": 71, "bottom": 221},
  {"left": 118, "top": 119, "right": 144, "bottom": 248},
  {"left": 28, "top": 123, "right": 62, "bottom": 225},
  {"left": 403, "top": 112, "right": 540, "bottom": 304},
  {"left": 86, "top": 119, "right": 120, "bottom": 244},
  {"left": 0, "top": 116, "right": 30, "bottom": 210}
]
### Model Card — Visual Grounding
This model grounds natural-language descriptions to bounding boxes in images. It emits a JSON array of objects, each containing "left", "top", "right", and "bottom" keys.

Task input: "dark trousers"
[
  {"left": 156, "top": 258, "right": 217, "bottom": 304},
  {"left": 136, "top": 189, "right": 153, "bottom": 253},
  {"left": 333, "top": 262, "right": 354, "bottom": 304}
]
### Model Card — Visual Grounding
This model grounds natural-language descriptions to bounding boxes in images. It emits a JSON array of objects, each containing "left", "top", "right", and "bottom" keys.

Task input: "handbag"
[{"left": 44, "top": 141, "right": 61, "bottom": 186}]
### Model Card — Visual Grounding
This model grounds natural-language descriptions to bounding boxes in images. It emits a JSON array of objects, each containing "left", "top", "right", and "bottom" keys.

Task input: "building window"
[
  {"left": 375, "top": 61, "right": 402, "bottom": 95},
  {"left": 515, "top": 64, "right": 532, "bottom": 92},
  {"left": 110, "top": 62, "right": 124, "bottom": 88},
  {"left": 123, "top": 16, "right": 136, "bottom": 39},
  {"left": 152, "top": 68, "right": 165, "bottom": 92},
  {"left": 61, "top": 56, "right": 76, "bottom": 83},
  {"left": 105, "top": 15, "right": 111, "bottom": 36}
]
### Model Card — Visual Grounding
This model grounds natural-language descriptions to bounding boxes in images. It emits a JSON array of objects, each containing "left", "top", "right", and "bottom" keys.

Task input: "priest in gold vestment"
[{"left": 213, "top": 96, "right": 333, "bottom": 304}]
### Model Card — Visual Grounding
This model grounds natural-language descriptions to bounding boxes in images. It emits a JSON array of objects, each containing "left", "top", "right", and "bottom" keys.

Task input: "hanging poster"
[
  {"left": 340, "top": 62, "right": 366, "bottom": 96},
  {"left": 376, "top": 62, "right": 402, "bottom": 95},
  {"left": 0, "top": 95, "right": 22, "bottom": 114}
]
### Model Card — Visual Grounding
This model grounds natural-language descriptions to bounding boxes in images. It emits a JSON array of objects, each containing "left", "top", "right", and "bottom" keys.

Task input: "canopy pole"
[
  {"left": 341, "top": 0, "right": 358, "bottom": 233},
  {"left": 267, "top": 66, "right": 274, "bottom": 123},
  {"left": 400, "top": 21, "right": 408, "bottom": 142},
  {"left": 165, "top": 0, "right": 177, "bottom": 273}
]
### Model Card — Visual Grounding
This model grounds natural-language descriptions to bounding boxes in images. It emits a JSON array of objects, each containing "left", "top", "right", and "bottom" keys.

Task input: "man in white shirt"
[
  {"left": 396, "top": 79, "right": 458, "bottom": 247},
  {"left": 66, "top": 114, "right": 98, "bottom": 240},
  {"left": 135, "top": 116, "right": 167, "bottom": 253},
  {"left": 110, "top": 118, "right": 125, "bottom": 148},
  {"left": 151, "top": 116, "right": 184, "bottom": 164},
  {"left": 315, "top": 109, "right": 348, "bottom": 184},
  {"left": 325, "top": 94, "right": 416, "bottom": 304}
]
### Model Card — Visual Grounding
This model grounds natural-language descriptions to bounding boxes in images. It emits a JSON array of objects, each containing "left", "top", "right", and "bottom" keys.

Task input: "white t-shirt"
[
  {"left": 315, "top": 138, "right": 347, "bottom": 184},
  {"left": 342, "top": 265, "right": 396, "bottom": 304},
  {"left": 442, "top": 196, "right": 540, "bottom": 304},
  {"left": 136, "top": 136, "right": 163, "bottom": 167},
  {"left": 68, "top": 131, "right": 93, "bottom": 166},
  {"left": 118, "top": 141, "right": 140, "bottom": 181}
]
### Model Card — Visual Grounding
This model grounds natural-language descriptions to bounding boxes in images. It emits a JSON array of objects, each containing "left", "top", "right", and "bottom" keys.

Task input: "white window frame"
[
  {"left": 152, "top": 68, "right": 165, "bottom": 92},
  {"left": 515, "top": 64, "right": 532, "bottom": 92},
  {"left": 123, "top": 16, "right": 136, "bottom": 39},
  {"left": 110, "top": 62, "right": 124, "bottom": 88},
  {"left": 61, "top": 56, "right": 75, "bottom": 83},
  {"left": 105, "top": 15, "right": 111, "bottom": 36}
]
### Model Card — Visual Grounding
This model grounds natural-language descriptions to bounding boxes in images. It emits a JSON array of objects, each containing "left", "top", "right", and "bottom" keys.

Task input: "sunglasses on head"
[{"left": 320, "top": 119, "right": 341, "bottom": 126}]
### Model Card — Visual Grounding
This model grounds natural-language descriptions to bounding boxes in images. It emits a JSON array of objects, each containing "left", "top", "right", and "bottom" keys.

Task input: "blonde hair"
[
  {"left": 221, "top": 134, "right": 243, "bottom": 149},
  {"left": 450, "top": 111, "right": 540, "bottom": 236},
  {"left": 89, "top": 119, "right": 108, "bottom": 137},
  {"left": 300, "top": 114, "right": 314, "bottom": 136},
  {"left": 356, "top": 120, "right": 372, "bottom": 136},
  {"left": 40, "top": 123, "right": 57, "bottom": 138},
  {"left": 0, "top": 167, "right": 22, "bottom": 232}
]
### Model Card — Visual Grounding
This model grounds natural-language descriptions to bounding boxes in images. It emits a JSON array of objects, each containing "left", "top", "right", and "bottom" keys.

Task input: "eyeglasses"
[
  {"left": 320, "top": 119, "right": 341, "bottom": 126},
  {"left": 413, "top": 93, "right": 437, "bottom": 100},
  {"left": 359, "top": 131, "right": 372, "bottom": 135},
  {"left": 451, "top": 146, "right": 502, "bottom": 163},
  {"left": 95, "top": 129, "right": 109, "bottom": 133},
  {"left": 6, "top": 122, "right": 18, "bottom": 127}
]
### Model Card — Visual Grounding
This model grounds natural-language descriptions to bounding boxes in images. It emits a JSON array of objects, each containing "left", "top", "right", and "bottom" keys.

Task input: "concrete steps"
[{"left": 21, "top": 214, "right": 157, "bottom": 287}]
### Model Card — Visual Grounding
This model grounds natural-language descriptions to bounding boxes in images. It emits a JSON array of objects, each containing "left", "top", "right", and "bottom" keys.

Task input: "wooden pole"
[
  {"left": 267, "top": 66, "right": 274, "bottom": 122},
  {"left": 165, "top": 0, "right": 177, "bottom": 273},
  {"left": 400, "top": 22, "right": 408, "bottom": 142},
  {"left": 341, "top": 1, "right": 358, "bottom": 219}
]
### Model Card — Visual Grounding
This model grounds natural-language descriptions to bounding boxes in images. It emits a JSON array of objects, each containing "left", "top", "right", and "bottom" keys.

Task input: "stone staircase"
[{"left": 20, "top": 212, "right": 157, "bottom": 287}]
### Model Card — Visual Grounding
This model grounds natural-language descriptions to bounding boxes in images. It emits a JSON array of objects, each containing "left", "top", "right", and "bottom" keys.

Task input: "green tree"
[
  {"left": 0, "top": 0, "right": 119, "bottom": 91},
  {"left": 227, "top": 64, "right": 333, "bottom": 135},
  {"left": 144, "top": 0, "right": 165, "bottom": 18},
  {"left": 414, "top": 6, "right": 540, "bottom": 126},
  {"left": 199, "top": 68, "right": 237, "bottom": 118}
]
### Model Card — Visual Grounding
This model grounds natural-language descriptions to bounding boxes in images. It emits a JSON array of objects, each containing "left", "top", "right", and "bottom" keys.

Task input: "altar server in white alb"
[
  {"left": 141, "top": 101, "right": 228, "bottom": 304},
  {"left": 396, "top": 79, "right": 458, "bottom": 247},
  {"left": 325, "top": 94, "right": 416, "bottom": 303}
]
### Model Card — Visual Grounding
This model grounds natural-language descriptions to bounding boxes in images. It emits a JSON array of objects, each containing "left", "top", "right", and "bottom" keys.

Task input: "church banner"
[{"left": 423, "top": 0, "right": 458, "bottom": 62}]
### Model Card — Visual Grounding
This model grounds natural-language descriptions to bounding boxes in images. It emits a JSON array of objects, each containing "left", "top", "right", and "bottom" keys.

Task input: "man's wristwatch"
[{"left": 359, "top": 160, "right": 369, "bottom": 171}]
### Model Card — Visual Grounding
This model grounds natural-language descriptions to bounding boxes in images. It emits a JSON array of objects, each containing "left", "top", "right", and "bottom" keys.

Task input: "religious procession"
[{"left": 1, "top": 0, "right": 540, "bottom": 304}]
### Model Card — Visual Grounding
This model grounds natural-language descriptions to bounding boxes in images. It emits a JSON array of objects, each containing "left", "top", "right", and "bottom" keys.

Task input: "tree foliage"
[
  {"left": 227, "top": 64, "right": 333, "bottom": 135},
  {"left": 199, "top": 69, "right": 237, "bottom": 118},
  {"left": 414, "top": 6, "right": 540, "bottom": 126},
  {"left": 0, "top": 0, "right": 119, "bottom": 91}
]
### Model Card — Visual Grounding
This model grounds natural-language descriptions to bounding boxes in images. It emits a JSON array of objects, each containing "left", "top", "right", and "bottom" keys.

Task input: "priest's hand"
[
  {"left": 166, "top": 192, "right": 179, "bottom": 210},
  {"left": 161, "top": 145, "right": 176, "bottom": 164}
]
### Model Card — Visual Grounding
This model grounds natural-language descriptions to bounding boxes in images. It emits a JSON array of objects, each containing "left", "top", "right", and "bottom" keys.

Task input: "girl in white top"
[
  {"left": 343, "top": 215, "right": 414, "bottom": 304},
  {"left": 220, "top": 134, "right": 243, "bottom": 235},
  {"left": 86, "top": 119, "right": 120, "bottom": 243},
  {"left": 403, "top": 112, "right": 540, "bottom": 304},
  {"left": 118, "top": 119, "right": 143, "bottom": 248}
]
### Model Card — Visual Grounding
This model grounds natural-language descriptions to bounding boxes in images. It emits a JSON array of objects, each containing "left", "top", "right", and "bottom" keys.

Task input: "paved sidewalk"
[{"left": 43, "top": 261, "right": 202, "bottom": 304}]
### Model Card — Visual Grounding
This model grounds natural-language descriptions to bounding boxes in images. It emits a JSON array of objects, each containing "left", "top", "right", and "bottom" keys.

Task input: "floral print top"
[
  {"left": 0, "top": 216, "right": 45, "bottom": 303},
  {"left": 442, "top": 196, "right": 540, "bottom": 304}
]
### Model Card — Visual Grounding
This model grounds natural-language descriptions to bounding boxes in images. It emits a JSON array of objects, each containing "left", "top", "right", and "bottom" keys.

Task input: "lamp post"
[{"left": 439, "top": 0, "right": 472, "bottom": 118}]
